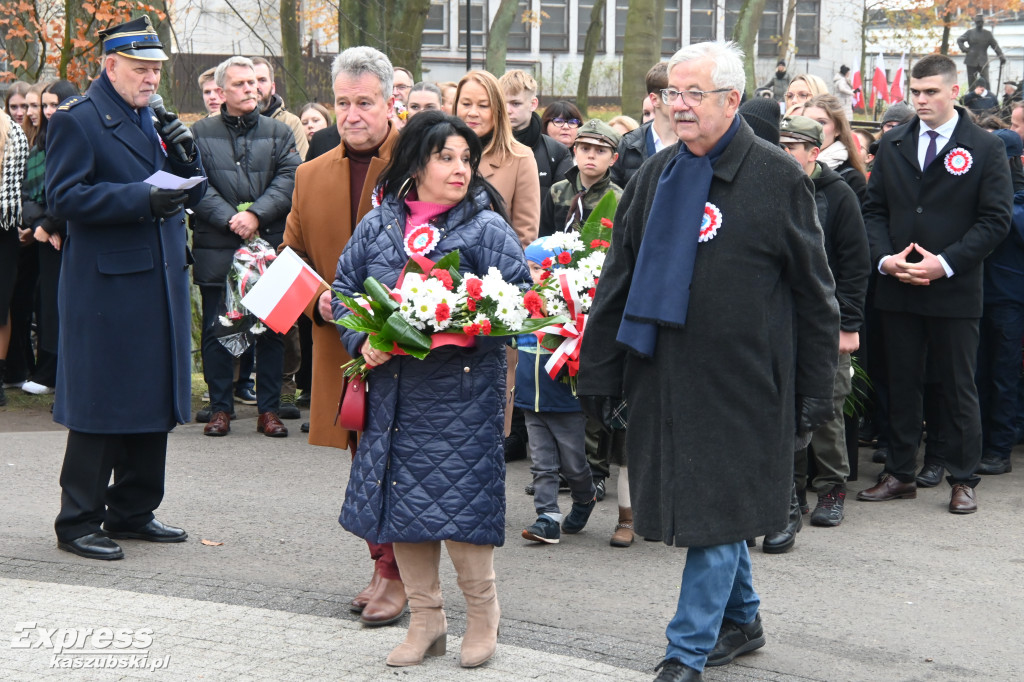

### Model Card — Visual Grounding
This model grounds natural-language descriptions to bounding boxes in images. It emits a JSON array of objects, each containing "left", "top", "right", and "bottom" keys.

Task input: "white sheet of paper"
[{"left": 144, "top": 171, "right": 206, "bottom": 190}]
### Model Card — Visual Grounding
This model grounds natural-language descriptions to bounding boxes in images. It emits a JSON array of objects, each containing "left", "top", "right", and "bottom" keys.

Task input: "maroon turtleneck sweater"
[{"left": 346, "top": 136, "right": 387, "bottom": 226}]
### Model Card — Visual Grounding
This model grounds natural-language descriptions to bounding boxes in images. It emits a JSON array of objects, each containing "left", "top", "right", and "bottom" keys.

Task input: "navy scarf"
[{"left": 617, "top": 116, "right": 740, "bottom": 357}]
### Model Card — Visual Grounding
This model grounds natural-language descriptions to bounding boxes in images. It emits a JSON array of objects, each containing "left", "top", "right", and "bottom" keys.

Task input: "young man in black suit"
[{"left": 858, "top": 54, "right": 1012, "bottom": 514}]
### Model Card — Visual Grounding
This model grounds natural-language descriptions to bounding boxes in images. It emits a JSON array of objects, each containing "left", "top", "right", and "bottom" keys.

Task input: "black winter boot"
[{"left": 762, "top": 484, "right": 802, "bottom": 554}]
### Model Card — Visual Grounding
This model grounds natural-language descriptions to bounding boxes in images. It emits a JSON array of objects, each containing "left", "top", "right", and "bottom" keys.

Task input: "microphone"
[{"left": 148, "top": 93, "right": 186, "bottom": 160}]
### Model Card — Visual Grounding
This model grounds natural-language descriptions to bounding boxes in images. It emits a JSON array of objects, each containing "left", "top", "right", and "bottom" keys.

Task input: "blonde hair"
[
  {"left": 498, "top": 69, "right": 538, "bottom": 98},
  {"left": 198, "top": 67, "right": 217, "bottom": 88},
  {"left": 454, "top": 70, "right": 526, "bottom": 161},
  {"left": 789, "top": 74, "right": 829, "bottom": 98},
  {"left": 608, "top": 115, "right": 640, "bottom": 133}
]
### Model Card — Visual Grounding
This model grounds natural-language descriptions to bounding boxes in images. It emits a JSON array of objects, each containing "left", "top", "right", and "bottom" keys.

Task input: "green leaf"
[
  {"left": 432, "top": 250, "right": 461, "bottom": 273},
  {"left": 580, "top": 190, "right": 617, "bottom": 245},
  {"left": 379, "top": 313, "right": 432, "bottom": 354},
  {"left": 364, "top": 277, "right": 400, "bottom": 313}
]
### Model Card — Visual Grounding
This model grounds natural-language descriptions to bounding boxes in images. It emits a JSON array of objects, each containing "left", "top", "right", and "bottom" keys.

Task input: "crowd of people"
[{"left": 3, "top": 17, "right": 1023, "bottom": 682}]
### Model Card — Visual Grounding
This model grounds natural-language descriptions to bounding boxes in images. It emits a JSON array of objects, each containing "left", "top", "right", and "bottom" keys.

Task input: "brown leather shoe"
[
  {"left": 204, "top": 411, "right": 231, "bottom": 436},
  {"left": 350, "top": 566, "right": 381, "bottom": 614},
  {"left": 257, "top": 412, "right": 288, "bottom": 437},
  {"left": 359, "top": 576, "right": 408, "bottom": 627},
  {"left": 949, "top": 483, "right": 977, "bottom": 514},
  {"left": 856, "top": 473, "right": 917, "bottom": 501}
]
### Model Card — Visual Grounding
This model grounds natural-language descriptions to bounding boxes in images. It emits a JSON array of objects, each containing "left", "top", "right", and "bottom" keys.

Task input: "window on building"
[
  {"left": 614, "top": 0, "right": 628, "bottom": 53},
  {"left": 578, "top": 0, "right": 606, "bottom": 53},
  {"left": 507, "top": 0, "right": 531, "bottom": 51},
  {"left": 794, "top": 0, "right": 819, "bottom": 57},
  {"left": 540, "top": 0, "right": 569, "bottom": 51},
  {"left": 423, "top": 1, "right": 448, "bottom": 48},
  {"left": 724, "top": 0, "right": 743, "bottom": 41},
  {"left": 757, "top": 0, "right": 782, "bottom": 57},
  {"left": 689, "top": 0, "right": 716, "bottom": 43},
  {"left": 662, "top": 0, "right": 680, "bottom": 55},
  {"left": 458, "top": 0, "right": 487, "bottom": 49}
]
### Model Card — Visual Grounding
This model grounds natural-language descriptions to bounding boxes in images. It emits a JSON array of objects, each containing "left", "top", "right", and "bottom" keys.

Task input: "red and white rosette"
[
  {"left": 699, "top": 202, "right": 722, "bottom": 243},
  {"left": 539, "top": 273, "right": 587, "bottom": 380},
  {"left": 404, "top": 224, "right": 441, "bottom": 258},
  {"left": 370, "top": 183, "right": 385, "bottom": 208},
  {"left": 944, "top": 148, "right": 973, "bottom": 176}
]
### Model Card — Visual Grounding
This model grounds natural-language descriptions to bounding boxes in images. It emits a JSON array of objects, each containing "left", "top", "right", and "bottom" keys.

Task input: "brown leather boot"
[
  {"left": 446, "top": 540, "right": 499, "bottom": 668},
  {"left": 359, "top": 574, "right": 407, "bottom": 627},
  {"left": 350, "top": 564, "right": 381, "bottom": 614},
  {"left": 386, "top": 542, "right": 447, "bottom": 666},
  {"left": 610, "top": 507, "right": 634, "bottom": 547}
]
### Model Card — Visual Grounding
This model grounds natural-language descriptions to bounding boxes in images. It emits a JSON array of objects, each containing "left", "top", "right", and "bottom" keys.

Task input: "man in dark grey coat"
[{"left": 577, "top": 42, "right": 839, "bottom": 682}]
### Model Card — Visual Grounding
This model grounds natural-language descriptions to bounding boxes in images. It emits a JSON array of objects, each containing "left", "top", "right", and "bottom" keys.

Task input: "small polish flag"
[
  {"left": 890, "top": 53, "right": 906, "bottom": 103},
  {"left": 852, "top": 70, "right": 863, "bottom": 110},
  {"left": 872, "top": 52, "right": 889, "bottom": 104},
  {"left": 242, "top": 247, "right": 325, "bottom": 334}
]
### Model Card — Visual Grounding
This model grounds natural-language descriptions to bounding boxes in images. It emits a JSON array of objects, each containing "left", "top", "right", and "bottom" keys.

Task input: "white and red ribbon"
[{"left": 539, "top": 273, "right": 587, "bottom": 380}]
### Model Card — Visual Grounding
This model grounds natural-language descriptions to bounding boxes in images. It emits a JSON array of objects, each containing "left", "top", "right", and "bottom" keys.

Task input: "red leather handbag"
[{"left": 336, "top": 375, "right": 366, "bottom": 432}]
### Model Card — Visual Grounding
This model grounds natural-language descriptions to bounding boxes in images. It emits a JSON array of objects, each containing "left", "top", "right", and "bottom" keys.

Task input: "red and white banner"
[
  {"left": 872, "top": 52, "right": 889, "bottom": 104},
  {"left": 889, "top": 53, "right": 906, "bottom": 103},
  {"left": 241, "top": 246, "right": 325, "bottom": 334},
  {"left": 852, "top": 70, "right": 863, "bottom": 110}
]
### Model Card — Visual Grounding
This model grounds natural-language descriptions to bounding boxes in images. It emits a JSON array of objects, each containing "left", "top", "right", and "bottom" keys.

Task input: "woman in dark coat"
[{"left": 330, "top": 111, "right": 530, "bottom": 670}]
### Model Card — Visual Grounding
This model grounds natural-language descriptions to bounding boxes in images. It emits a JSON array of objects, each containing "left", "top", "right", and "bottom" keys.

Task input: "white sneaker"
[{"left": 21, "top": 381, "right": 54, "bottom": 395}]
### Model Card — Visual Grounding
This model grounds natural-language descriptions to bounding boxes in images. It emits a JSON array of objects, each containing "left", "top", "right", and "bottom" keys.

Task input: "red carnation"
[
  {"left": 463, "top": 323, "right": 481, "bottom": 336},
  {"left": 431, "top": 269, "right": 454, "bottom": 290},
  {"left": 419, "top": 273, "right": 429, "bottom": 281},
  {"left": 590, "top": 239, "right": 610, "bottom": 249},
  {"left": 541, "top": 257, "right": 553, "bottom": 269},
  {"left": 539, "top": 271, "right": 552, "bottom": 281},
  {"left": 465, "top": 277, "right": 483, "bottom": 299},
  {"left": 523, "top": 290, "right": 543, "bottom": 316},
  {"left": 557, "top": 252, "right": 572, "bottom": 265},
  {"left": 435, "top": 302, "right": 451, "bottom": 324},
  {"left": 479, "top": 319, "right": 492, "bottom": 335},
  {"left": 466, "top": 298, "right": 477, "bottom": 311},
  {"left": 226, "top": 311, "right": 243, "bottom": 321},
  {"left": 600, "top": 218, "right": 613, "bottom": 228},
  {"left": 588, "top": 287, "right": 597, "bottom": 299}
]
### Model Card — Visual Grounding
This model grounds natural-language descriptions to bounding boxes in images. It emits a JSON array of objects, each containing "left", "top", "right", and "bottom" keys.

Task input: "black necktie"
[{"left": 923, "top": 130, "right": 939, "bottom": 170}]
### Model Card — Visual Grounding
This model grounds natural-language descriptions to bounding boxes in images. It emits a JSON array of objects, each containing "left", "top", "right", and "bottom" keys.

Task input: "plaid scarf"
[
  {"left": 23, "top": 147, "right": 46, "bottom": 205},
  {"left": 1, "top": 112, "right": 28, "bottom": 231}
]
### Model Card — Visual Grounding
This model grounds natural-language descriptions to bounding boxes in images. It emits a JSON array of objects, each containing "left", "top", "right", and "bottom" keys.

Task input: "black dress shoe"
[
  {"left": 871, "top": 446, "right": 889, "bottom": 464},
  {"left": 915, "top": 462, "right": 944, "bottom": 488},
  {"left": 58, "top": 533, "right": 124, "bottom": 561},
  {"left": 763, "top": 485, "right": 802, "bottom": 554},
  {"left": 654, "top": 659, "right": 703, "bottom": 681},
  {"left": 104, "top": 519, "right": 187, "bottom": 543},
  {"left": 976, "top": 456, "right": 1012, "bottom": 475},
  {"left": 706, "top": 613, "right": 766, "bottom": 666}
]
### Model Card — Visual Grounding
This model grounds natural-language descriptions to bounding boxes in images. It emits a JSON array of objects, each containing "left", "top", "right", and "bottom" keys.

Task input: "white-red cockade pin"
[
  {"left": 944, "top": 148, "right": 973, "bottom": 176},
  {"left": 699, "top": 203, "right": 722, "bottom": 243},
  {"left": 405, "top": 224, "right": 442, "bottom": 257}
]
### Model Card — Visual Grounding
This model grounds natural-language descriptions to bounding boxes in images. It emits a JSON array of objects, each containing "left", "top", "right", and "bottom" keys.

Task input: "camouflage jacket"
[{"left": 539, "top": 166, "right": 623, "bottom": 238}]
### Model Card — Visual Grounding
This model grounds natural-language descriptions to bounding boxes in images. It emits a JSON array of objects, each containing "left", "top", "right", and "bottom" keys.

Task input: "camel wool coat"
[
  {"left": 479, "top": 141, "right": 540, "bottom": 247},
  {"left": 281, "top": 125, "right": 399, "bottom": 450}
]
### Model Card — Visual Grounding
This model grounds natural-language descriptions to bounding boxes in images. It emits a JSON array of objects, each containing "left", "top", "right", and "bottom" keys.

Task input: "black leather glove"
[
  {"left": 149, "top": 187, "right": 188, "bottom": 219},
  {"left": 579, "top": 395, "right": 617, "bottom": 433},
  {"left": 158, "top": 113, "right": 196, "bottom": 161},
  {"left": 797, "top": 395, "right": 835, "bottom": 436}
]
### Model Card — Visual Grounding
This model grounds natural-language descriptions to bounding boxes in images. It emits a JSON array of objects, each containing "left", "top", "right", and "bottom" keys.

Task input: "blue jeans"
[
  {"left": 665, "top": 541, "right": 760, "bottom": 671},
  {"left": 200, "top": 287, "right": 283, "bottom": 415},
  {"left": 976, "top": 302, "right": 1024, "bottom": 459}
]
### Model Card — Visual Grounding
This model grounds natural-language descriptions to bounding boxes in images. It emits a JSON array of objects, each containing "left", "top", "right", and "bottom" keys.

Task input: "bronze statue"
[{"left": 958, "top": 14, "right": 1006, "bottom": 89}]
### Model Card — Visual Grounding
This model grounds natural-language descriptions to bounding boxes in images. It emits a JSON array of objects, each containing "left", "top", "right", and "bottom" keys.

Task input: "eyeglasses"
[
  {"left": 550, "top": 117, "right": 581, "bottom": 128},
  {"left": 661, "top": 88, "right": 732, "bottom": 106},
  {"left": 394, "top": 84, "right": 411, "bottom": 92},
  {"left": 784, "top": 91, "right": 812, "bottom": 102}
]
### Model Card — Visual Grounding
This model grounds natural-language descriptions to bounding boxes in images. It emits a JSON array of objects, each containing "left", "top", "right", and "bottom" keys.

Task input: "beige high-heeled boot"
[
  {"left": 446, "top": 540, "right": 500, "bottom": 668},
  {"left": 386, "top": 542, "right": 447, "bottom": 667}
]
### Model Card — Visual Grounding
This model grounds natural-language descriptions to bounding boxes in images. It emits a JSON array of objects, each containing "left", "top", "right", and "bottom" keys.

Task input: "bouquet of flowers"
[
  {"left": 532, "top": 191, "right": 618, "bottom": 390},
  {"left": 333, "top": 249, "right": 565, "bottom": 378},
  {"left": 215, "top": 202, "right": 275, "bottom": 356}
]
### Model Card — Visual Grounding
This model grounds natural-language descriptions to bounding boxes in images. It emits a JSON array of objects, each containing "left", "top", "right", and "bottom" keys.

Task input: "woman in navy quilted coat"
[{"left": 330, "top": 111, "right": 530, "bottom": 670}]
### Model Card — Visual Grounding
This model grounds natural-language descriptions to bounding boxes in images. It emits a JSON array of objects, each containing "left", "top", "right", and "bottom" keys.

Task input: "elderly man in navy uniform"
[{"left": 45, "top": 17, "right": 207, "bottom": 560}]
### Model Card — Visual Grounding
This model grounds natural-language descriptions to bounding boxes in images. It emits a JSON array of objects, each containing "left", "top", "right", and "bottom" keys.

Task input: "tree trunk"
[
  {"left": 387, "top": 0, "right": 433, "bottom": 79},
  {"left": 280, "top": 0, "right": 306, "bottom": 101},
  {"left": 340, "top": 0, "right": 385, "bottom": 51},
  {"left": 621, "top": 0, "right": 665, "bottom": 120},
  {"left": 778, "top": 0, "right": 797, "bottom": 65},
  {"left": 486, "top": 0, "right": 522, "bottom": 76},
  {"left": 732, "top": 0, "right": 769, "bottom": 96},
  {"left": 576, "top": 0, "right": 607, "bottom": 116},
  {"left": 151, "top": 5, "right": 175, "bottom": 109},
  {"left": 940, "top": 12, "right": 952, "bottom": 55}
]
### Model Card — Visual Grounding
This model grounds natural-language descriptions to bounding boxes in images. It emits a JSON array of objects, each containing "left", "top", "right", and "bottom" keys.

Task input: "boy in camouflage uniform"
[{"left": 540, "top": 119, "right": 624, "bottom": 237}]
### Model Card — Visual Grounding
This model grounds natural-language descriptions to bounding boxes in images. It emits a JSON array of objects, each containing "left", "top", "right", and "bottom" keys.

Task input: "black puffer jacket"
[
  {"left": 610, "top": 120, "right": 653, "bottom": 189},
  {"left": 190, "top": 106, "right": 301, "bottom": 285}
]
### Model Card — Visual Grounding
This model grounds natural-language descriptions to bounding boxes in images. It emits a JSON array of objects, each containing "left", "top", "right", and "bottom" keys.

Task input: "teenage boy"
[
  {"left": 499, "top": 70, "right": 573, "bottom": 197},
  {"left": 774, "top": 116, "right": 869, "bottom": 538},
  {"left": 519, "top": 237, "right": 597, "bottom": 544},
  {"left": 540, "top": 119, "right": 624, "bottom": 237}
]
